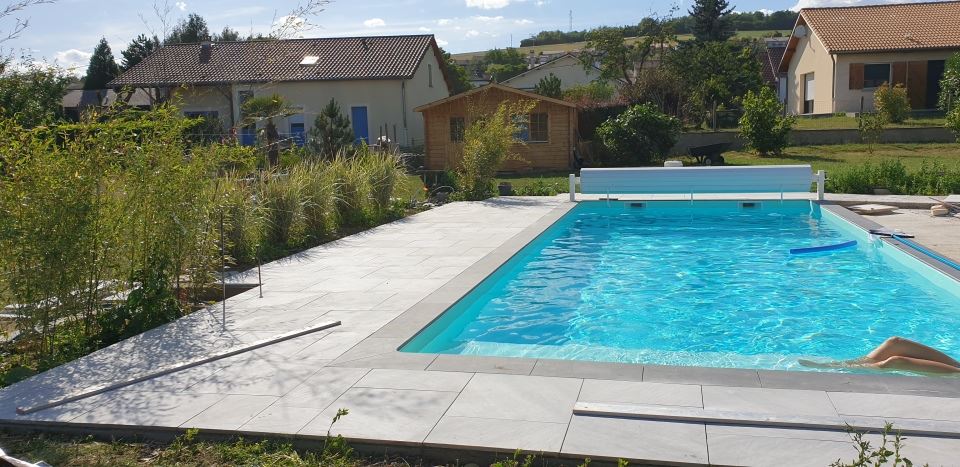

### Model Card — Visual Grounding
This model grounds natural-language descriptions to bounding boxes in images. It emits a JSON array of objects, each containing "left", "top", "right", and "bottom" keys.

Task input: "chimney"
[{"left": 200, "top": 41, "right": 213, "bottom": 63}]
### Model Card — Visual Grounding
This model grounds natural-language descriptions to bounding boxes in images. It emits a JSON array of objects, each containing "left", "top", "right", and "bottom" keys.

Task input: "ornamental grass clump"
[{"left": 457, "top": 99, "right": 536, "bottom": 201}]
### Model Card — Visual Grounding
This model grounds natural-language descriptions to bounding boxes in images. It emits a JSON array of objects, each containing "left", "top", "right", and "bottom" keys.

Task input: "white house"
[
  {"left": 501, "top": 53, "right": 605, "bottom": 92},
  {"left": 109, "top": 34, "right": 452, "bottom": 147}
]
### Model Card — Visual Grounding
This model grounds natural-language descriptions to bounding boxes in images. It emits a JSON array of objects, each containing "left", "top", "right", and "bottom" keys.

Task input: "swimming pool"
[{"left": 401, "top": 200, "right": 960, "bottom": 371}]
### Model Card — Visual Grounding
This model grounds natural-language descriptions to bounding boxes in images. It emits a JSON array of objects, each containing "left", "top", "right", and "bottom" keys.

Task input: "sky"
[{"left": 0, "top": 0, "right": 928, "bottom": 75}]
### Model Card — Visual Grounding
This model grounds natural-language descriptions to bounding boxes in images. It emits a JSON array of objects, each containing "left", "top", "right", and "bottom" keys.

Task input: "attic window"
[{"left": 300, "top": 55, "right": 320, "bottom": 66}]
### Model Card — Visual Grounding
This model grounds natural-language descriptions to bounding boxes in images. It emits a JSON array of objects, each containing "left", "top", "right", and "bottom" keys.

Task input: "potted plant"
[{"left": 498, "top": 182, "right": 513, "bottom": 196}]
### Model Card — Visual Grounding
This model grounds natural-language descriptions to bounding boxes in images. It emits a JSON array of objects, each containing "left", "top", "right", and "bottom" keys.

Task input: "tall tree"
[
  {"left": 215, "top": 26, "right": 241, "bottom": 42},
  {"left": 534, "top": 73, "right": 562, "bottom": 99},
  {"left": 308, "top": 98, "right": 354, "bottom": 157},
  {"left": 83, "top": 38, "right": 119, "bottom": 90},
  {"left": 120, "top": 34, "right": 159, "bottom": 71},
  {"left": 689, "top": 0, "right": 735, "bottom": 42},
  {"left": 439, "top": 47, "right": 472, "bottom": 94},
  {"left": 165, "top": 13, "right": 212, "bottom": 44},
  {"left": 482, "top": 48, "right": 527, "bottom": 82},
  {"left": 241, "top": 93, "right": 294, "bottom": 168},
  {"left": 0, "top": 63, "right": 69, "bottom": 127}
]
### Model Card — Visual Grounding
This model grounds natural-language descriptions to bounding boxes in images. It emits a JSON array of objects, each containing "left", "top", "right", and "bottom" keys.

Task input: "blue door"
[
  {"left": 290, "top": 123, "right": 305, "bottom": 147},
  {"left": 350, "top": 106, "right": 369, "bottom": 144},
  {"left": 240, "top": 125, "right": 256, "bottom": 146}
]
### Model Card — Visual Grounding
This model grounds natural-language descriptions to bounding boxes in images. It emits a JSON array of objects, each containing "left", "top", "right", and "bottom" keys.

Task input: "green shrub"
[
  {"left": 874, "top": 83, "right": 911, "bottom": 123},
  {"left": 831, "top": 423, "right": 912, "bottom": 467},
  {"left": 939, "top": 52, "right": 960, "bottom": 111},
  {"left": 947, "top": 106, "right": 960, "bottom": 141},
  {"left": 857, "top": 111, "right": 887, "bottom": 147},
  {"left": 827, "top": 159, "right": 960, "bottom": 195},
  {"left": 596, "top": 103, "right": 681, "bottom": 166},
  {"left": 738, "top": 86, "right": 794, "bottom": 156},
  {"left": 514, "top": 178, "right": 561, "bottom": 196},
  {"left": 220, "top": 175, "right": 262, "bottom": 266},
  {"left": 457, "top": 99, "right": 536, "bottom": 201}
]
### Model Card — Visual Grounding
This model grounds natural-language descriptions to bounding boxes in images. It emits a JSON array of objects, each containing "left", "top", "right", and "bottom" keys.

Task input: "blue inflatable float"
[{"left": 790, "top": 240, "right": 858, "bottom": 255}]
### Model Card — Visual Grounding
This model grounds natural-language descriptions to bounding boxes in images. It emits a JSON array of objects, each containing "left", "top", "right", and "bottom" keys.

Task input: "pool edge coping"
[{"left": 334, "top": 198, "right": 960, "bottom": 398}]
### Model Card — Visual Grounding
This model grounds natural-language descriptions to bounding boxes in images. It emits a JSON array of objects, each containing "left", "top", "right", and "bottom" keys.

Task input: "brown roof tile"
[
  {"left": 110, "top": 35, "right": 439, "bottom": 87},
  {"left": 800, "top": 1, "right": 960, "bottom": 53}
]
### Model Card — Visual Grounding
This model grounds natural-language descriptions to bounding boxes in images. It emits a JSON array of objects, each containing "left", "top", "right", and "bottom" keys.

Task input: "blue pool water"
[{"left": 401, "top": 201, "right": 960, "bottom": 371}]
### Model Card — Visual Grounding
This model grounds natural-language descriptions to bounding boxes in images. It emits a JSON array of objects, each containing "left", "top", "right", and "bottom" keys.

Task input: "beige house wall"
[
  {"left": 171, "top": 48, "right": 449, "bottom": 146},
  {"left": 834, "top": 50, "right": 957, "bottom": 113},
  {"left": 785, "top": 31, "right": 834, "bottom": 115},
  {"left": 502, "top": 55, "right": 602, "bottom": 91}
]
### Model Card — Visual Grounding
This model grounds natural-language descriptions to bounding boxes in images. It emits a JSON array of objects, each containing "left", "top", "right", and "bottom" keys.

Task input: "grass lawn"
[
  {"left": 722, "top": 143, "right": 960, "bottom": 172},
  {"left": 792, "top": 115, "right": 947, "bottom": 131},
  {"left": 418, "top": 143, "right": 960, "bottom": 194}
]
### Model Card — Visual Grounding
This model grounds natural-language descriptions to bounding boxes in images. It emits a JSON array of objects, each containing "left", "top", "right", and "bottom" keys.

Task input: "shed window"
[
  {"left": 863, "top": 64, "right": 890, "bottom": 88},
  {"left": 529, "top": 113, "right": 548, "bottom": 142},
  {"left": 450, "top": 117, "right": 465, "bottom": 142}
]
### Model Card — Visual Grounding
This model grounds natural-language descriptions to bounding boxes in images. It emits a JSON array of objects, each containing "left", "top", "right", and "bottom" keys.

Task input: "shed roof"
[
  {"left": 414, "top": 83, "right": 578, "bottom": 112},
  {"left": 109, "top": 34, "right": 446, "bottom": 87}
]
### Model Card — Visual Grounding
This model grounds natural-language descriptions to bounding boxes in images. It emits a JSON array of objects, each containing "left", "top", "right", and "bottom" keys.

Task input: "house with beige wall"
[
  {"left": 109, "top": 35, "right": 451, "bottom": 147},
  {"left": 779, "top": 1, "right": 960, "bottom": 115},
  {"left": 415, "top": 83, "right": 579, "bottom": 172},
  {"left": 501, "top": 53, "right": 605, "bottom": 92}
]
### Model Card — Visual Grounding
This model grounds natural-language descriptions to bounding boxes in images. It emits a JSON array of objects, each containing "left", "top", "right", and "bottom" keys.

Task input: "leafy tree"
[
  {"left": 874, "top": 83, "right": 911, "bottom": 123},
  {"left": 946, "top": 107, "right": 960, "bottom": 141},
  {"left": 596, "top": 103, "right": 681, "bottom": 165},
  {"left": 457, "top": 99, "right": 536, "bottom": 200},
  {"left": 215, "top": 26, "right": 241, "bottom": 42},
  {"left": 534, "top": 73, "right": 562, "bottom": 99},
  {"left": 308, "top": 98, "right": 354, "bottom": 157},
  {"left": 583, "top": 27, "right": 640, "bottom": 85},
  {"left": 120, "top": 34, "right": 159, "bottom": 71},
  {"left": 563, "top": 81, "right": 616, "bottom": 108},
  {"left": 738, "top": 86, "right": 794, "bottom": 156},
  {"left": 482, "top": 48, "right": 527, "bottom": 82},
  {"left": 689, "top": 0, "right": 735, "bottom": 42},
  {"left": 166, "top": 13, "right": 212, "bottom": 44},
  {"left": 83, "top": 37, "right": 119, "bottom": 89},
  {"left": 666, "top": 41, "right": 763, "bottom": 121},
  {"left": 439, "top": 47, "right": 472, "bottom": 94},
  {"left": 241, "top": 93, "right": 295, "bottom": 167},
  {"left": 0, "top": 62, "right": 69, "bottom": 127},
  {"left": 938, "top": 52, "right": 960, "bottom": 111}
]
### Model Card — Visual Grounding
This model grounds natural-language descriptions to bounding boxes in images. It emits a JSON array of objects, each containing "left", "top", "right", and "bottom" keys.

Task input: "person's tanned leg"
[
  {"left": 871, "top": 356, "right": 960, "bottom": 374},
  {"left": 866, "top": 337, "right": 960, "bottom": 367}
]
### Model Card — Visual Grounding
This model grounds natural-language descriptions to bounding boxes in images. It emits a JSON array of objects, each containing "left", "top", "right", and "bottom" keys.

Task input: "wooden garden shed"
[{"left": 415, "top": 83, "right": 579, "bottom": 172}]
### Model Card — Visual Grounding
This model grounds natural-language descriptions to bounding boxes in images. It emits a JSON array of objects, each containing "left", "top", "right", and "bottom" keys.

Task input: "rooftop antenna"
[{"left": 569, "top": 10, "right": 573, "bottom": 32}]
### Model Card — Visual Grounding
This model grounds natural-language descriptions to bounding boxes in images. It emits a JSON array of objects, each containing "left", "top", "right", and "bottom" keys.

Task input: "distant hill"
[{"left": 451, "top": 29, "right": 790, "bottom": 64}]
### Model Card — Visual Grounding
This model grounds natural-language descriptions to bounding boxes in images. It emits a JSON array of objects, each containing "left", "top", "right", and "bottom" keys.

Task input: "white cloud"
[
  {"left": 418, "top": 26, "right": 432, "bottom": 32},
  {"left": 514, "top": 19, "right": 534, "bottom": 25},
  {"left": 175, "top": 1, "right": 187, "bottom": 11},
  {"left": 52, "top": 49, "right": 92, "bottom": 74},
  {"left": 363, "top": 18, "right": 386, "bottom": 28},
  {"left": 437, "top": 18, "right": 453, "bottom": 25},
  {"left": 465, "top": 0, "right": 511, "bottom": 9},
  {"left": 757, "top": 8, "right": 774, "bottom": 14},
  {"left": 436, "top": 38, "right": 449, "bottom": 46},
  {"left": 465, "top": 29, "right": 480, "bottom": 37},
  {"left": 474, "top": 15, "right": 504, "bottom": 22}
]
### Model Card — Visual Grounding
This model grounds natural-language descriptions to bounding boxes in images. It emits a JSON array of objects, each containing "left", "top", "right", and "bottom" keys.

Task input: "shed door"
[{"left": 351, "top": 106, "right": 369, "bottom": 144}]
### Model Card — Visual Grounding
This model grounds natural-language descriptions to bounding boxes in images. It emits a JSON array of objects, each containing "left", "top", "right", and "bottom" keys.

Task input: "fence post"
[
  {"left": 568, "top": 174, "right": 577, "bottom": 202},
  {"left": 220, "top": 211, "right": 226, "bottom": 328}
]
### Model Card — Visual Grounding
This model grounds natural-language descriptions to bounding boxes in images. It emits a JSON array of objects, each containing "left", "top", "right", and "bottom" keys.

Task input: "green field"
[
  {"left": 417, "top": 143, "right": 960, "bottom": 194},
  {"left": 792, "top": 116, "right": 948, "bottom": 131},
  {"left": 451, "top": 30, "right": 789, "bottom": 63}
]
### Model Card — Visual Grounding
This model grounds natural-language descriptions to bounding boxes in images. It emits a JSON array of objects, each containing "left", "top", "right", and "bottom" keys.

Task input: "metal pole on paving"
[{"left": 220, "top": 211, "right": 226, "bottom": 328}]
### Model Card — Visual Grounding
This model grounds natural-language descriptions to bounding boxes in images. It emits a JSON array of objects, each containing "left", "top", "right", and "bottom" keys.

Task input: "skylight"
[{"left": 300, "top": 56, "right": 320, "bottom": 66}]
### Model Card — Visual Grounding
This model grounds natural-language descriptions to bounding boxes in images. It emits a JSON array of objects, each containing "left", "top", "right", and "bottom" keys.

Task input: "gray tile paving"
[
  {"left": 5, "top": 196, "right": 960, "bottom": 466},
  {"left": 355, "top": 369, "right": 473, "bottom": 392},
  {"left": 445, "top": 374, "right": 582, "bottom": 424},
  {"left": 579, "top": 380, "right": 703, "bottom": 407},
  {"left": 183, "top": 394, "right": 278, "bottom": 430},
  {"left": 428, "top": 355, "right": 536, "bottom": 375},
  {"left": 702, "top": 386, "right": 839, "bottom": 417},
  {"left": 300, "top": 387, "right": 459, "bottom": 443},
  {"left": 561, "top": 415, "right": 709, "bottom": 464},
  {"left": 425, "top": 416, "right": 568, "bottom": 452}
]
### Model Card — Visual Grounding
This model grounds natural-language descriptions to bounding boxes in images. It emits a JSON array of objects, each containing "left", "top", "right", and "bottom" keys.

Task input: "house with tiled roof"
[
  {"left": 779, "top": 1, "right": 960, "bottom": 115},
  {"left": 109, "top": 34, "right": 451, "bottom": 146},
  {"left": 500, "top": 53, "right": 605, "bottom": 92}
]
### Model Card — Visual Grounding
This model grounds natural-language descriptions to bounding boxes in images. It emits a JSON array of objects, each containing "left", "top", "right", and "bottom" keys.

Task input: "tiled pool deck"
[{"left": 2, "top": 196, "right": 960, "bottom": 466}]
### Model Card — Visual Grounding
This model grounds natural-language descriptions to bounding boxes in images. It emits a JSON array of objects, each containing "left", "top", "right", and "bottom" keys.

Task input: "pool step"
[{"left": 574, "top": 402, "right": 960, "bottom": 438}]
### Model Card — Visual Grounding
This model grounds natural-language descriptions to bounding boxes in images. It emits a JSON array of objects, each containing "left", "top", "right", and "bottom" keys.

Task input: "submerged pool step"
[{"left": 574, "top": 402, "right": 960, "bottom": 438}]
